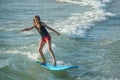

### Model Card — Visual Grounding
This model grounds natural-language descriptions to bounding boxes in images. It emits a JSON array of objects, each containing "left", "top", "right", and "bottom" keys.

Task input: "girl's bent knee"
[{"left": 38, "top": 48, "right": 42, "bottom": 52}]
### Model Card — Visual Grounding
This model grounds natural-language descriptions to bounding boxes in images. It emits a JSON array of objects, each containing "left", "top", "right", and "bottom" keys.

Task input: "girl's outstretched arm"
[
  {"left": 41, "top": 22, "right": 60, "bottom": 36},
  {"left": 20, "top": 26, "right": 35, "bottom": 32}
]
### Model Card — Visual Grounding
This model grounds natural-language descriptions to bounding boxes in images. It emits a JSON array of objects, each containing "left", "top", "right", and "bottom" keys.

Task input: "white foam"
[
  {"left": 106, "top": 12, "right": 116, "bottom": 16},
  {"left": 4, "top": 50, "right": 21, "bottom": 54},
  {"left": 56, "top": 0, "right": 104, "bottom": 8},
  {"left": 54, "top": 10, "right": 105, "bottom": 38},
  {"left": 27, "top": 53, "right": 39, "bottom": 60},
  {"left": 56, "top": 0, "right": 88, "bottom": 6},
  {"left": 55, "top": 0, "right": 114, "bottom": 38},
  {"left": 57, "top": 61, "right": 64, "bottom": 65},
  {"left": 57, "top": 61, "right": 71, "bottom": 66}
]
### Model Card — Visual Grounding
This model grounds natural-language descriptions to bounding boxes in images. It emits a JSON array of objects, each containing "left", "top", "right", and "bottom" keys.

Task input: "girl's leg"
[
  {"left": 38, "top": 40, "right": 46, "bottom": 63},
  {"left": 47, "top": 40, "right": 56, "bottom": 66}
]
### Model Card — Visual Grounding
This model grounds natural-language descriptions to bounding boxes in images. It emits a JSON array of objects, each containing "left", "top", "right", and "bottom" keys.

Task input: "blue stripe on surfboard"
[{"left": 37, "top": 61, "right": 78, "bottom": 71}]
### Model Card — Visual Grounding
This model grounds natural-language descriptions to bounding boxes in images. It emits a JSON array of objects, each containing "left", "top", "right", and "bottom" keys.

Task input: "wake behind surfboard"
[{"left": 37, "top": 61, "right": 78, "bottom": 71}]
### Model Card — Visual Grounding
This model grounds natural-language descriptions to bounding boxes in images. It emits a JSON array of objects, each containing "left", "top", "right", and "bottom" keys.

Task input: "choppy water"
[{"left": 0, "top": 0, "right": 120, "bottom": 80}]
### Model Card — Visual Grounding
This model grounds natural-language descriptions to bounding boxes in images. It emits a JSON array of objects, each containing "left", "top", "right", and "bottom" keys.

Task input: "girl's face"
[{"left": 34, "top": 17, "right": 39, "bottom": 23}]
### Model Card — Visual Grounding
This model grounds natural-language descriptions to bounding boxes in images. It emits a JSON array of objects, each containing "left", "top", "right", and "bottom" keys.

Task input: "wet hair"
[{"left": 34, "top": 15, "right": 40, "bottom": 22}]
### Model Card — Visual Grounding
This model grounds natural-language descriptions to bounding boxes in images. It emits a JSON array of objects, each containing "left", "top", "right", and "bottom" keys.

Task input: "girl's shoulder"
[
  {"left": 40, "top": 22, "right": 46, "bottom": 26},
  {"left": 40, "top": 22, "right": 44, "bottom": 25}
]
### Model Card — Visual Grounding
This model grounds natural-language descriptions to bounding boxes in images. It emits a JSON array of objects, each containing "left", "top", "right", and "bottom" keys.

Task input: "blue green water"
[{"left": 0, "top": 0, "right": 120, "bottom": 80}]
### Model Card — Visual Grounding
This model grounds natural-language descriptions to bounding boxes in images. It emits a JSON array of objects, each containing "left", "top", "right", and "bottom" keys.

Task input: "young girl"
[{"left": 21, "top": 15, "right": 60, "bottom": 66}]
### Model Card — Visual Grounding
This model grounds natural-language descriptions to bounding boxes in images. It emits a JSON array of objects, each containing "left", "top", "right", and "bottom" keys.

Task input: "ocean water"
[{"left": 0, "top": 0, "right": 120, "bottom": 80}]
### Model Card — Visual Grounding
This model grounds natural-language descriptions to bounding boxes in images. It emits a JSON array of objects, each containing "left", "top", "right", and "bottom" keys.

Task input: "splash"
[{"left": 55, "top": 0, "right": 115, "bottom": 38}]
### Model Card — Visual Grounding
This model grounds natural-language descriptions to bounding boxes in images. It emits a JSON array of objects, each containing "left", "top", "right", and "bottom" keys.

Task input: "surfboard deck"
[{"left": 37, "top": 61, "right": 78, "bottom": 71}]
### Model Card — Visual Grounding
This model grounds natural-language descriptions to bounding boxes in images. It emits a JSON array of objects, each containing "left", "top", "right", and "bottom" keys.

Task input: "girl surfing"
[{"left": 20, "top": 15, "right": 60, "bottom": 66}]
